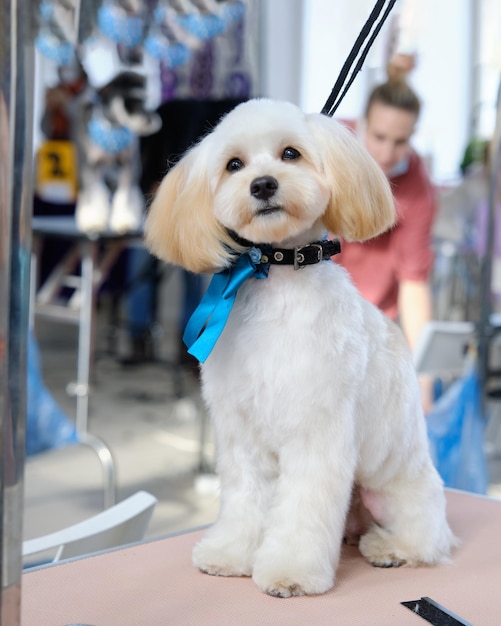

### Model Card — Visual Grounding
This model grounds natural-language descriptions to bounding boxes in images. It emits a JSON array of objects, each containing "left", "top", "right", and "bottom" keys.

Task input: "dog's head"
[{"left": 145, "top": 98, "right": 395, "bottom": 273}]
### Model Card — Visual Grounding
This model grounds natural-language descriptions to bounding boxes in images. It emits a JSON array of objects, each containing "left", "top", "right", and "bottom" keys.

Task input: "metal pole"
[
  {"left": 478, "top": 78, "right": 501, "bottom": 402},
  {"left": 0, "top": 0, "right": 35, "bottom": 622}
]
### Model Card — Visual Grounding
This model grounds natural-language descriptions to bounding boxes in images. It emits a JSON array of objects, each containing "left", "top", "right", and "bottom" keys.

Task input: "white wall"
[
  {"left": 261, "top": 0, "right": 486, "bottom": 184},
  {"left": 300, "top": 0, "right": 376, "bottom": 116},
  {"left": 409, "top": 0, "right": 473, "bottom": 182},
  {"left": 258, "top": 0, "right": 304, "bottom": 103}
]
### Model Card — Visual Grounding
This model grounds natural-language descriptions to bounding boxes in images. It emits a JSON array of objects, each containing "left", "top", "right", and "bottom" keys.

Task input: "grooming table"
[
  {"left": 21, "top": 490, "right": 501, "bottom": 625},
  {"left": 31, "top": 216, "right": 144, "bottom": 507}
]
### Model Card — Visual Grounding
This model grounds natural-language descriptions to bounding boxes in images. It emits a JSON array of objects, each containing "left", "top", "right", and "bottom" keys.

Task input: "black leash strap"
[{"left": 321, "top": 0, "right": 397, "bottom": 117}]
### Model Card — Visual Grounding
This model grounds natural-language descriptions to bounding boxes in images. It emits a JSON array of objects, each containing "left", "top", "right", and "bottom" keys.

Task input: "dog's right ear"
[{"left": 144, "top": 139, "right": 235, "bottom": 273}]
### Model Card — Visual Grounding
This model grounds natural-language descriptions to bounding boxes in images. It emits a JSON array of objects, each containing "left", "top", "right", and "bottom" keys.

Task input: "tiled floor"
[{"left": 23, "top": 265, "right": 501, "bottom": 548}]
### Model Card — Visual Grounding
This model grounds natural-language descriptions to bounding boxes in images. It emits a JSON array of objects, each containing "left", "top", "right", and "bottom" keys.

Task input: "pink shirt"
[{"left": 334, "top": 150, "right": 437, "bottom": 320}]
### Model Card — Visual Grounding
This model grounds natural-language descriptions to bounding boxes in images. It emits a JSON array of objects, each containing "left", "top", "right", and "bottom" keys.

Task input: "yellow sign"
[{"left": 36, "top": 140, "right": 78, "bottom": 203}]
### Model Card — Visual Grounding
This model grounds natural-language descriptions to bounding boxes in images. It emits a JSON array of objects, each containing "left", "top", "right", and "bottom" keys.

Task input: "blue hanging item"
[
  {"left": 144, "top": 36, "right": 191, "bottom": 67},
  {"left": 426, "top": 364, "right": 489, "bottom": 494},
  {"left": 27, "top": 331, "right": 78, "bottom": 456},
  {"left": 35, "top": 32, "right": 74, "bottom": 66},
  {"left": 36, "top": 1, "right": 75, "bottom": 66},
  {"left": 176, "top": 12, "right": 226, "bottom": 42},
  {"left": 97, "top": 4, "right": 144, "bottom": 48},
  {"left": 145, "top": 6, "right": 191, "bottom": 66},
  {"left": 221, "top": 0, "right": 246, "bottom": 26}
]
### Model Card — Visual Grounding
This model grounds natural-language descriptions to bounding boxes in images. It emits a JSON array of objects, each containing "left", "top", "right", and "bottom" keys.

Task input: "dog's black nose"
[{"left": 250, "top": 176, "right": 278, "bottom": 200}]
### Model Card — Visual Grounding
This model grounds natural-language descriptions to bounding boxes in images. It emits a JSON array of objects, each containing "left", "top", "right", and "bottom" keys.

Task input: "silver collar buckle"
[{"left": 294, "top": 243, "right": 323, "bottom": 270}]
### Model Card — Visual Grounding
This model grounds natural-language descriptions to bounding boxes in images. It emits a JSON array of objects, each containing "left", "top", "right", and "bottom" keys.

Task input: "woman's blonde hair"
[{"left": 365, "top": 66, "right": 421, "bottom": 119}]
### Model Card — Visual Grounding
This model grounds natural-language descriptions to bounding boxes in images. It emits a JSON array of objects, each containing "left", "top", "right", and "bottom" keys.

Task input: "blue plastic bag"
[
  {"left": 426, "top": 365, "right": 489, "bottom": 494},
  {"left": 27, "top": 331, "right": 79, "bottom": 456}
]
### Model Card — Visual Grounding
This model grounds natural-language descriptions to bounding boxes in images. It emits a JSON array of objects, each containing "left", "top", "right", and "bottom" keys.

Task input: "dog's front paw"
[
  {"left": 252, "top": 558, "right": 334, "bottom": 598},
  {"left": 359, "top": 526, "right": 407, "bottom": 568},
  {"left": 253, "top": 576, "right": 312, "bottom": 598},
  {"left": 192, "top": 538, "right": 253, "bottom": 578}
]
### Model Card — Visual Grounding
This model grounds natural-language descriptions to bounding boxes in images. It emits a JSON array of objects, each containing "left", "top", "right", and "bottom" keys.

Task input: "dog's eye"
[
  {"left": 282, "top": 147, "right": 301, "bottom": 161},
  {"left": 226, "top": 158, "right": 244, "bottom": 173}
]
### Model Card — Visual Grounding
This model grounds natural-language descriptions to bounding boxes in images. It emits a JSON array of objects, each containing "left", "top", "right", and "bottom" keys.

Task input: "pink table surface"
[{"left": 22, "top": 489, "right": 501, "bottom": 625}]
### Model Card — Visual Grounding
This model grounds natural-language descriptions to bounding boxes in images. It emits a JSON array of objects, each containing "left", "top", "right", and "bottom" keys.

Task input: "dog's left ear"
[{"left": 306, "top": 113, "right": 395, "bottom": 241}]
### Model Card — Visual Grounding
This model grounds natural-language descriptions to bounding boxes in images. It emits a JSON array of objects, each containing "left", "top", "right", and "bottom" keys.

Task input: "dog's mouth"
[{"left": 255, "top": 205, "right": 284, "bottom": 217}]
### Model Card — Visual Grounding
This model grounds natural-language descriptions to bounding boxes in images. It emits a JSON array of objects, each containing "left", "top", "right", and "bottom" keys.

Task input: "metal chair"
[{"left": 22, "top": 490, "right": 157, "bottom": 568}]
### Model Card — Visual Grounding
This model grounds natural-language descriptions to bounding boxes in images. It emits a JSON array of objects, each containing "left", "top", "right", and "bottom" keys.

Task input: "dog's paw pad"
[
  {"left": 265, "top": 582, "right": 306, "bottom": 598},
  {"left": 254, "top": 571, "right": 333, "bottom": 598},
  {"left": 369, "top": 557, "right": 406, "bottom": 568}
]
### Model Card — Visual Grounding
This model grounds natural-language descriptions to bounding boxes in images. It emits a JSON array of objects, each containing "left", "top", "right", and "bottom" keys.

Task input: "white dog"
[{"left": 145, "top": 98, "right": 456, "bottom": 597}]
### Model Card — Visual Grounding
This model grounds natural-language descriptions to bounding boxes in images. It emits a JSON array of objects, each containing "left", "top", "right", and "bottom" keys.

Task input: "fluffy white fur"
[{"left": 145, "top": 99, "right": 457, "bottom": 597}]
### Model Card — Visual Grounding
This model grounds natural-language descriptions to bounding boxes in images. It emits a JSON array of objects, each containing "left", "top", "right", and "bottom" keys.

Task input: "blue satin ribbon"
[{"left": 183, "top": 251, "right": 269, "bottom": 363}]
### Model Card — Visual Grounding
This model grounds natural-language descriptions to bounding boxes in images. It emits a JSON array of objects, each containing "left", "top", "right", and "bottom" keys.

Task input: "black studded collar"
[{"left": 229, "top": 232, "right": 341, "bottom": 270}]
